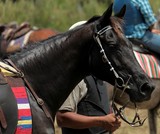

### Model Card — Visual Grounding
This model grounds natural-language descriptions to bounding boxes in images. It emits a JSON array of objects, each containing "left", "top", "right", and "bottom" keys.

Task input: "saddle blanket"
[
  {"left": 12, "top": 86, "right": 32, "bottom": 134},
  {"left": 134, "top": 51, "right": 160, "bottom": 78},
  {"left": 0, "top": 62, "right": 32, "bottom": 134}
]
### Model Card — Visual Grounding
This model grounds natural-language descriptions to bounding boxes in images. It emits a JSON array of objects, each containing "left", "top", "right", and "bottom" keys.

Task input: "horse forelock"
[
  {"left": 85, "top": 15, "right": 125, "bottom": 41},
  {"left": 110, "top": 16, "right": 124, "bottom": 38}
]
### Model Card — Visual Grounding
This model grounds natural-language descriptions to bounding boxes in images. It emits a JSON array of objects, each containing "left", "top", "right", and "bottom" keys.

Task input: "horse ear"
[
  {"left": 102, "top": 3, "right": 113, "bottom": 20},
  {"left": 98, "top": 3, "right": 113, "bottom": 26},
  {"left": 115, "top": 5, "right": 126, "bottom": 18}
]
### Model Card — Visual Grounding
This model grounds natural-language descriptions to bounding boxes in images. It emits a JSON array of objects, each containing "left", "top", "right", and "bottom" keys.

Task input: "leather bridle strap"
[
  {"left": 93, "top": 25, "right": 124, "bottom": 88},
  {"left": 4, "top": 59, "right": 54, "bottom": 125}
]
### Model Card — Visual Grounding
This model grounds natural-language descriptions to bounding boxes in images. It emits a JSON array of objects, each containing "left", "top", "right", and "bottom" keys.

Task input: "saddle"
[
  {"left": 0, "top": 60, "right": 34, "bottom": 134},
  {"left": 0, "top": 22, "right": 33, "bottom": 57},
  {"left": 1, "top": 22, "right": 32, "bottom": 41},
  {"left": 0, "top": 60, "right": 54, "bottom": 134},
  {"left": 129, "top": 38, "right": 151, "bottom": 54},
  {"left": 0, "top": 66, "right": 18, "bottom": 134}
]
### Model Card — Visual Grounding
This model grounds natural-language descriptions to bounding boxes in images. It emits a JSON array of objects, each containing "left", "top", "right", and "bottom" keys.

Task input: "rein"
[
  {"left": 3, "top": 59, "right": 54, "bottom": 125},
  {"left": 94, "top": 25, "right": 146, "bottom": 127},
  {"left": 112, "top": 81, "right": 147, "bottom": 127}
]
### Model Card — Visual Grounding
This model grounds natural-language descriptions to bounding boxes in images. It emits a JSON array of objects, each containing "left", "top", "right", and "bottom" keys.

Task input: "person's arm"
[
  {"left": 139, "top": 0, "right": 160, "bottom": 34},
  {"left": 139, "top": 0, "right": 157, "bottom": 27},
  {"left": 56, "top": 111, "right": 121, "bottom": 133}
]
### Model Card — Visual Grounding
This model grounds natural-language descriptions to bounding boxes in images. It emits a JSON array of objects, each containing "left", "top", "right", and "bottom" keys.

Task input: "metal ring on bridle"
[{"left": 115, "top": 76, "right": 124, "bottom": 88}]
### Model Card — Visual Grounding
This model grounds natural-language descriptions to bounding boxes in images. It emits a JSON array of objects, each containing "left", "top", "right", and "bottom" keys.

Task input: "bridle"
[
  {"left": 93, "top": 25, "right": 146, "bottom": 127},
  {"left": 93, "top": 25, "right": 126, "bottom": 88},
  {"left": 112, "top": 81, "right": 147, "bottom": 127}
]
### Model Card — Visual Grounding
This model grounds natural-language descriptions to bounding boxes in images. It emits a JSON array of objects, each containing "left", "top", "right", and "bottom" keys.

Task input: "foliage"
[
  {"left": 0, "top": 0, "right": 159, "bottom": 32},
  {"left": 0, "top": 0, "right": 107, "bottom": 32},
  {"left": 150, "top": 0, "right": 160, "bottom": 14}
]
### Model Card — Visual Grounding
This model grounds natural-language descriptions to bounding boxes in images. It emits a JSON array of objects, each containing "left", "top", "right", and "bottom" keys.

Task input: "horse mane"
[
  {"left": 9, "top": 33, "right": 62, "bottom": 56},
  {"left": 9, "top": 15, "right": 124, "bottom": 73},
  {"left": 8, "top": 30, "right": 81, "bottom": 77},
  {"left": 8, "top": 33, "right": 67, "bottom": 67}
]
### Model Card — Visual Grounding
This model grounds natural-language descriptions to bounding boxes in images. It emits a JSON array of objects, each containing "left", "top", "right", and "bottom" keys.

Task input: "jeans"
[{"left": 141, "top": 30, "right": 160, "bottom": 55}]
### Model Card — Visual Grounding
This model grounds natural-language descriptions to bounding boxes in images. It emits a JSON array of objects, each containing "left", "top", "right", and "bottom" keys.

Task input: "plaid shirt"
[{"left": 113, "top": 0, "right": 157, "bottom": 38}]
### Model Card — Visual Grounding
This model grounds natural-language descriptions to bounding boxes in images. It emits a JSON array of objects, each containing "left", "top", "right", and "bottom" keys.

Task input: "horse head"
[{"left": 86, "top": 4, "right": 155, "bottom": 103}]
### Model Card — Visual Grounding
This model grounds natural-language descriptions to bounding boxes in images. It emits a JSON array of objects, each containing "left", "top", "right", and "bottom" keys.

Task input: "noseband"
[{"left": 93, "top": 25, "right": 146, "bottom": 127}]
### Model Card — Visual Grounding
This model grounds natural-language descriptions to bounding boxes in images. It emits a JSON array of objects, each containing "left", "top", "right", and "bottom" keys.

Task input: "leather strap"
[
  {"left": 4, "top": 59, "right": 54, "bottom": 124},
  {"left": 0, "top": 107, "right": 7, "bottom": 129}
]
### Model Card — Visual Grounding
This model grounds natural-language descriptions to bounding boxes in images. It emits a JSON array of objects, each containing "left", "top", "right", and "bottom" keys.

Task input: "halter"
[{"left": 94, "top": 25, "right": 146, "bottom": 127}]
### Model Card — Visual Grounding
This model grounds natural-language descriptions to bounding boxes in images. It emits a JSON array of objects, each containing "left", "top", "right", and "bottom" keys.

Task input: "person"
[
  {"left": 113, "top": 0, "right": 160, "bottom": 55},
  {"left": 56, "top": 76, "right": 121, "bottom": 134}
]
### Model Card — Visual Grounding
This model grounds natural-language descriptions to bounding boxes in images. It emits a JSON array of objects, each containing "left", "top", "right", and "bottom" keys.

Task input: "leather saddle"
[
  {"left": 2, "top": 22, "right": 32, "bottom": 40},
  {"left": 0, "top": 22, "right": 32, "bottom": 41},
  {"left": 129, "top": 38, "right": 151, "bottom": 54},
  {"left": 0, "top": 22, "right": 32, "bottom": 58},
  {"left": 0, "top": 71, "right": 18, "bottom": 134},
  {"left": 129, "top": 38, "right": 160, "bottom": 59}
]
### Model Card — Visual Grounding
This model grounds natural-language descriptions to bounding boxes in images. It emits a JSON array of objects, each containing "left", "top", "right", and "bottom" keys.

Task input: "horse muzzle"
[{"left": 129, "top": 82, "right": 155, "bottom": 102}]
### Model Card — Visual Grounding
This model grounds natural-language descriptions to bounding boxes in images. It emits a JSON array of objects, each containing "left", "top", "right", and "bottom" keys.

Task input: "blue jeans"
[{"left": 141, "top": 30, "right": 160, "bottom": 55}]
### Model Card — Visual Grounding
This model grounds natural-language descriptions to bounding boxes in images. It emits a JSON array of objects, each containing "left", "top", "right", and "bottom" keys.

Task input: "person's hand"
[
  {"left": 151, "top": 29, "right": 160, "bottom": 35},
  {"left": 101, "top": 113, "right": 121, "bottom": 132}
]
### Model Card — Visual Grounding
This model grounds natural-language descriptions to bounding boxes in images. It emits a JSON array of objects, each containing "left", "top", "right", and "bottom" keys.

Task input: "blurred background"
[
  {"left": 0, "top": 0, "right": 159, "bottom": 134},
  {"left": 0, "top": 0, "right": 159, "bottom": 32}
]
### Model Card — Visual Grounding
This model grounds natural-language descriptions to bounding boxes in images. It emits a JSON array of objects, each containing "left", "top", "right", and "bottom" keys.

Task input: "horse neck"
[{"left": 10, "top": 28, "right": 94, "bottom": 115}]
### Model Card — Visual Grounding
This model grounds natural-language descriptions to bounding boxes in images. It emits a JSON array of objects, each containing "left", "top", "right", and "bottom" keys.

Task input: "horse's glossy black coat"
[{"left": 7, "top": 4, "right": 154, "bottom": 134}]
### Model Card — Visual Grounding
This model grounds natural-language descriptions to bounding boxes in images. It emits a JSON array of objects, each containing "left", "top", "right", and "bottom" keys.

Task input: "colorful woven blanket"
[
  {"left": 11, "top": 86, "right": 32, "bottom": 134},
  {"left": 134, "top": 51, "right": 160, "bottom": 78}
]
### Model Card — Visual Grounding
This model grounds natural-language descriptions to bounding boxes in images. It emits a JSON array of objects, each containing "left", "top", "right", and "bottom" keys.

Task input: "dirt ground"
[{"left": 55, "top": 108, "right": 160, "bottom": 134}]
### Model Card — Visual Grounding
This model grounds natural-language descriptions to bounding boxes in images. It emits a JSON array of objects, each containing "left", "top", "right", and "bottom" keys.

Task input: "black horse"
[{"left": 0, "top": 4, "right": 154, "bottom": 134}]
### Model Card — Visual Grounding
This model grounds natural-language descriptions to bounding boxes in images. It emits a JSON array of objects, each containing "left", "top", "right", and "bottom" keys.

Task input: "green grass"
[
  {"left": 150, "top": 0, "right": 160, "bottom": 13},
  {"left": 0, "top": 0, "right": 159, "bottom": 31},
  {"left": 0, "top": 0, "right": 107, "bottom": 32}
]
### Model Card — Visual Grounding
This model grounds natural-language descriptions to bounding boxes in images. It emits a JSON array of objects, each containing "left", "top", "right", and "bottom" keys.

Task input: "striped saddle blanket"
[{"left": 134, "top": 51, "right": 160, "bottom": 78}]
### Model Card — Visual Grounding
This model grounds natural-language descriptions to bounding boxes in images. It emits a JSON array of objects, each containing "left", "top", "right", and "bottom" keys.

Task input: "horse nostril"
[{"left": 140, "top": 83, "right": 155, "bottom": 95}]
